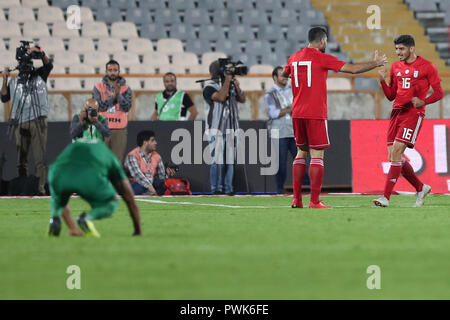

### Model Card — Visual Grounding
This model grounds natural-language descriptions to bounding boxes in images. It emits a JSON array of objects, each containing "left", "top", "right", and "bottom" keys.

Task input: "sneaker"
[
  {"left": 309, "top": 201, "right": 331, "bottom": 209},
  {"left": 291, "top": 197, "right": 303, "bottom": 208},
  {"left": 77, "top": 212, "right": 100, "bottom": 238},
  {"left": 373, "top": 196, "right": 389, "bottom": 207},
  {"left": 48, "top": 217, "right": 61, "bottom": 236},
  {"left": 415, "top": 184, "right": 431, "bottom": 207}
]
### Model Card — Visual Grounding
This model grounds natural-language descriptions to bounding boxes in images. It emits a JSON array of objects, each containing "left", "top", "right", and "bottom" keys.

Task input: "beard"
[{"left": 108, "top": 75, "right": 118, "bottom": 81}]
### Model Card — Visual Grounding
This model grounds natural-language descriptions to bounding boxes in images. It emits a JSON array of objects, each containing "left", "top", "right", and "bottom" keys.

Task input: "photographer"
[
  {"left": 1, "top": 42, "right": 53, "bottom": 196},
  {"left": 71, "top": 98, "right": 110, "bottom": 142},
  {"left": 124, "top": 130, "right": 176, "bottom": 195},
  {"left": 203, "top": 59, "right": 246, "bottom": 195}
]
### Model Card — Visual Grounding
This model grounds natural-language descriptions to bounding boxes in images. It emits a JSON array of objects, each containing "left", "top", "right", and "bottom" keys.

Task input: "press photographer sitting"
[
  {"left": 1, "top": 41, "right": 53, "bottom": 196},
  {"left": 71, "top": 98, "right": 110, "bottom": 142},
  {"left": 124, "top": 130, "right": 177, "bottom": 195}
]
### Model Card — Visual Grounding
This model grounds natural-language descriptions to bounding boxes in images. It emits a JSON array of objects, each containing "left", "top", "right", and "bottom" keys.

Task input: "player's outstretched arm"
[
  {"left": 378, "top": 68, "right": 396, "bottom": 101},
  {"left": 114, "top": 178, "right": 142, "bottom": 236},
  {"left": 340, "top": 50, "right": 387, "bottom": 74}
]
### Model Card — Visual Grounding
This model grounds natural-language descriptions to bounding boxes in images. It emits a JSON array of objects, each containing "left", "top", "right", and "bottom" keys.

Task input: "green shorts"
[{"left": 49, "top": 163, "right": 118, "bottom": 220}]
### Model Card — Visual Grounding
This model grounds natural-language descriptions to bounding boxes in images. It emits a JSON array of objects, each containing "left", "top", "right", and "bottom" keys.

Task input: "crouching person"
[{"left": 124, "top": 130, "right": 176, "bottom": 195}]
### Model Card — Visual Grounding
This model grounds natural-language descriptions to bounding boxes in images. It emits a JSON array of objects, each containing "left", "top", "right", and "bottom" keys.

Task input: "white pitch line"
[{"left": 136, "top": 198, "right": 274, "bottom": 209}]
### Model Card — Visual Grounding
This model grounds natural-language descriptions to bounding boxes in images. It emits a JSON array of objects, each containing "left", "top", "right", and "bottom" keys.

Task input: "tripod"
[{"left": 6, "top": 70, "right": 48, "bottom": 194}]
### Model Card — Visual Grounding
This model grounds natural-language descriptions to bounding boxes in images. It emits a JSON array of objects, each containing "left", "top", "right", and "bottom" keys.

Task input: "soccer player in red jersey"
[
  {"left": 283, "top": 27, "right": 387, "bottom": 209},
  {"left": 373, "top": 35, "right": 443, "bottom": 207}
]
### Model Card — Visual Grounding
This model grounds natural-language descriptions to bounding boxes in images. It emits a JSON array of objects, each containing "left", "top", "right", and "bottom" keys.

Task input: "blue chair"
[
  {"left": 95, "top": 7, "right": 123, "bottom": 24},
  {"left": 80, "top": 0, "right": 109, "bottom": 9},
  {"left": 110, "top": 0, "right": 137, "bottom": 9},
  {"left": 51, "top": 0, "right": 79, "bottom": 9},
  {"left": 153, "top": 8, "right": 181, "bottom": 25},
  {"left": 138, "top": 0, "right": 167, "bottom": 10},
  {"left": 169, "top": 24, "right": 197, "bottom": 41},
  {"left": 125, "top": 8, "right": 152, "bottom": 24},
  {"left": 140, "top": 24, "right": 168, "bottom": 40},
  {"left": 184, "top": 8, "right": 211, "bottom": 26}
]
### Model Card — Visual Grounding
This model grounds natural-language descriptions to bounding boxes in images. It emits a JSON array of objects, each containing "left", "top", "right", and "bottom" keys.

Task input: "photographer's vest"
[
  {"left": 72, "top": 114, "right": 107, "bottom": 142},
  {"left": 266, "top": 86, "right": 294, "bottom": 139},
  {"left": 156, "top": 90, "right": 185, "bottom": 121},
  {"left": 95, "top": 82, "right": 129, "bottom": 129},
  {"left": 9, "top": 75, "right": 49, "bottom": 123},
  {"left": 129, "top": 147, "right": 161, "bottom": 182}
]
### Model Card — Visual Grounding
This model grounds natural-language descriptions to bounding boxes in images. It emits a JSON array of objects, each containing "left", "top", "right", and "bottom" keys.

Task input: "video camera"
[
  {"left": 14, "top": 41, "right": 45, "bottom": 77},
  {"left": 218, "top": 58, "right": 248, "bottom": 77}
]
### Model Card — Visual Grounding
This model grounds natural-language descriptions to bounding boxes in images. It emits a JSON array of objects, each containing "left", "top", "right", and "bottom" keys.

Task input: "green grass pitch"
[{"left": 0, "top": 194, "right": 449, "bottom": 299}]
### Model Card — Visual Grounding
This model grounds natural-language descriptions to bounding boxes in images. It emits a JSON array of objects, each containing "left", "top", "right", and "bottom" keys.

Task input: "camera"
[
  {"left": 165, "top": 162, "right": 179, "bottom": 173},
  {"left": 16, "top": 41, "right": 44, "bottom": 63},
  {"left": 218, "top": 58, "right": 248, "bottom": 76},
  {"left": 86, "top": 107, "right": 98, "bottom": 117}
]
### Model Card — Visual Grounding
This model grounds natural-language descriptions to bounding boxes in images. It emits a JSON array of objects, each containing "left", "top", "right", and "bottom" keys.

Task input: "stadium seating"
[
  {"left": 125, "top": 8, "right": 152, "bottom": 25},
  {"left": 156, "top": 38, "right": 184, "bottom": 54},
  {"left": 68, "top": 37, "right": 95, "bottom": 53},
  {"left": 126, "top": 38, "right": 154, "bottom": 54},
  {"left": 22, "top": 0, "right": 48, "bottom": 8},
  {"left": 8, "top": 7, "right": 35, "bottom": 23},
  {"left": 95, "top": 7, "right": 122, "bottom": 24},
  {"left": 97, "top": 38, "right": 125, "bottom": 55},
  {"left": 0, "top": 21, "right": 22, "bottom": 38},
  {"left": 82, "top": 21, "right": 109, "bottom": 38},
  {"left": 23, "top": 21, "right": 51, "bottom": 38},
  {"left": 38, "top": 6, "right": 65, "bottom": 23},
  {"left": 0, "top": 0, "right": 20, "bottom": 8},
  {"left": 111, "top": 22, "right": 139, "bottom": 39},
  {"left": 52, "top": 21, "right": 80, "bottom": 38}
]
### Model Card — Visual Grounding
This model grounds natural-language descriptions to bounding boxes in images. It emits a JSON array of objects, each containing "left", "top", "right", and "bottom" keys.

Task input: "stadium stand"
[
  {"left": 0, "top": 0, "right": 445, "bottom": 122},
  {"left": 37, "top": 6, "right": 65, "bottom": 23}
]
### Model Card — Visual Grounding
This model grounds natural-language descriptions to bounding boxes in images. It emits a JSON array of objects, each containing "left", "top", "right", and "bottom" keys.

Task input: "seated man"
[
  {"left": 70, "top": 98, "right": 110, "bottom": 141},
  {"left": 124, "top": 130, "right": 176, "bottom": 195}
]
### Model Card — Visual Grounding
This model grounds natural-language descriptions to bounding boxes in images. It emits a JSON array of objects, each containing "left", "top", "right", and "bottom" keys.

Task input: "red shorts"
[
  {"left": 293, "top": 118, "right": 330, "bottom": 149},
  {"left": 387, "top": 108, "right": 424, "bottom": 148}
]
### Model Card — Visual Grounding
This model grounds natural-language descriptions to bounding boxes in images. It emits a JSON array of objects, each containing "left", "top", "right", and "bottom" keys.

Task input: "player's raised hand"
[
  {"left": 374, "top": 50, "right": 388, "bottom": 67},
  {"left": 378, "top": 68, "right": 387, "bottom": 81}
]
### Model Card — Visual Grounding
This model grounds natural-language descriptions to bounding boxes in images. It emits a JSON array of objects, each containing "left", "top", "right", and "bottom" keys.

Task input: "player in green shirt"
[{"left": 48, "top": 138, "right": 142, "bottom": 237}]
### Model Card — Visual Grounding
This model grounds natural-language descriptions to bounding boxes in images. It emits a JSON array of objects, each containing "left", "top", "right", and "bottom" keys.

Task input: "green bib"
[
  {"left": 156, "top": 91, "right": 185, "bottom": 121},
  {"left": 72, "top": 114, "right": 107, "bottom": 142}
]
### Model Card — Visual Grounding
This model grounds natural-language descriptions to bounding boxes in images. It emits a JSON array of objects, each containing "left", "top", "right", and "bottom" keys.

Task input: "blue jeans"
[
  {"left": 209, "top": 135, "right": 234, "bottom": 193},
  {"left": 131, "top": 179, "right": 166, "bottom": 195}
]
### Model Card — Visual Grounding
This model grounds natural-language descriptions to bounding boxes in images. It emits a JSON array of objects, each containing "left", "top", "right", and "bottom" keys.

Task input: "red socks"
[
  {"left": 309, "top": 158, "right": 324, "bottom": 204},
  {"left": 292, "top": 158, "right": 306, "bottom": 200},
  {"left": 383, "top": 161, "right": 402, "bottom": 199},
  {"left": 401, "top": 159, "right": 423, "bottom": 192}
]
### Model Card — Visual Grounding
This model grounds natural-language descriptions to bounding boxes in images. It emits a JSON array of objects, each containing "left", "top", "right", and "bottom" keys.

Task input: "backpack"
[{"left": 163, "top": 178, "right": 192, "bottom": 196}]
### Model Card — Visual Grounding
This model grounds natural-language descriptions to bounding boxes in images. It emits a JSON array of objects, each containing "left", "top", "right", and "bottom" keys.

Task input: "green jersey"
[{"left": 51, "top": 138, "right": 126, "bottom": 184}]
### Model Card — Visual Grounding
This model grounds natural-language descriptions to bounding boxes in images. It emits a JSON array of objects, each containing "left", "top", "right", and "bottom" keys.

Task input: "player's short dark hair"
[
  {"left": 394, "top": 35, "right": 415, "bottom": 47},
  {"left": 164, "top": 72, "right": 176, "bottom": 80},
  {"left": 106, "top": 59, "right": 120, "bottom": 70},
  {"left": 272, "top": 66, "right": 283, "bottom": 78},
  {"left": 308, "top": 27, "right": 327, "bottom": 43},
  {"left": 137, "top": 130, "right": 155, "bottom": 147},
  {"left": 209, "top": 60, "right": 221, "bottom": 79}
]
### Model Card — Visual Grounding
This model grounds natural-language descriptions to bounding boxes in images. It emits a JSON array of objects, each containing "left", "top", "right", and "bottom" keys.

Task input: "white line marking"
[{"left": 136, "top": 199, "right": 273, "bottom": 209}]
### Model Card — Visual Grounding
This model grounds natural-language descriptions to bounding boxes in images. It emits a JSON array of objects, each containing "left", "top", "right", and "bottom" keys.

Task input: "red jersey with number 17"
[{"left": 284, "top": 48, "right": 346, "bottom": 119}]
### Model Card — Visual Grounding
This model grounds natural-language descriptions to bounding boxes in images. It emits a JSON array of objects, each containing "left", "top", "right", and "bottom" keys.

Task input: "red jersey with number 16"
[
  {"left": 386, "top": 56, "right": 441, "bottom": 113},
  {"left": 284, "top": 48, "right": 346, "bottom": 119}
]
